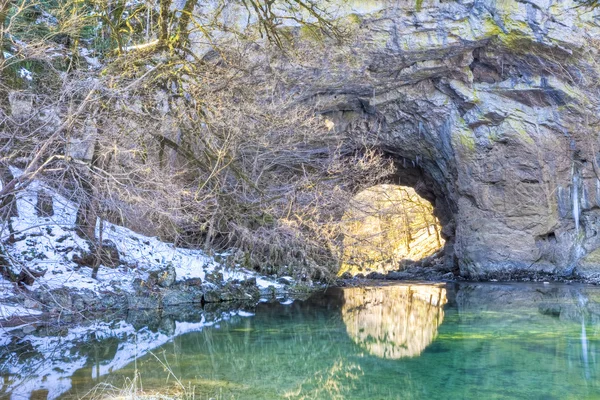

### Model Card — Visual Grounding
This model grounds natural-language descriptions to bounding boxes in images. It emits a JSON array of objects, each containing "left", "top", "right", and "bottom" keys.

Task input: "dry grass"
[
  {"left": 85, "top": 352, "right": 198, "bottom": 400},
  {"left": 0, "top": 0, "right": 393, "bottom": 281}
]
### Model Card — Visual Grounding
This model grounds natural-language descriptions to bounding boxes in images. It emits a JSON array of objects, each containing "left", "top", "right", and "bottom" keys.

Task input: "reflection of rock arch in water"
[{"left": 342, "top": 284, "right": 447, "bottom": 359}]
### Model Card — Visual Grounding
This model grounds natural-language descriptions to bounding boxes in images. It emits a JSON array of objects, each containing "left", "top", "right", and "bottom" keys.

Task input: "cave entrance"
[{"left": 338, "top": 184, "right": 444, "bottom": 276}]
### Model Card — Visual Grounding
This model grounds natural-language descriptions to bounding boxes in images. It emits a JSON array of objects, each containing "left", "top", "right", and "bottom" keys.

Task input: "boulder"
[
  {"left": 147, "top": 264, "right": 176, "bottom": 288},
  {"left": 127, "top": 292, "right": 161, "bottom": 310},
  {"left": 35, "top": 288, "right": 72, "bottom": 313},
  {"left": 202, "top": 285, "right": 221, "bottom": 303},
  {"left": 162, "top": 285, "right": 204, "bottom": 306},
  {"left": 205, "top": 270, "right": 224, "bottom": 285}
]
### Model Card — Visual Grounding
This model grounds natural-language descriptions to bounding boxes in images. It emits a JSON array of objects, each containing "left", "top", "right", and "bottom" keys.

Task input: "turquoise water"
[{"left": 3, "top": 282, "right": 600, "bottom": 399}]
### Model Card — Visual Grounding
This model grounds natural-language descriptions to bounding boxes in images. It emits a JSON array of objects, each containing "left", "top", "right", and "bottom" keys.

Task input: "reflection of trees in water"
[
  {"left": 283, "top": 359, "right": 364, "bottom": 400},
  {"left": 0, "top": 308, "right": 230, "bottom": 400},
  {"left": 342, "top": 284, "right": 447, "bottom": 359},
  {"left": 0, "top": 323, "right": 121, "bottom": 400},
  {"left": 8, "top": 284, "right": 600, "bottom": 400}
]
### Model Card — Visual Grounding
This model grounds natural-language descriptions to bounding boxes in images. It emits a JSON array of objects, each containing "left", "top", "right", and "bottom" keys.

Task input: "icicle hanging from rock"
[{"left": 572, "top": 164, "right": 580, "bottom": 233}]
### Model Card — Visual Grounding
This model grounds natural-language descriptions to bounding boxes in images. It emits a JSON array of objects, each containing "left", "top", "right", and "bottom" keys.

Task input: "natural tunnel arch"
[{"left": 339, "top": 182, "right": 445, "bottom": 276}]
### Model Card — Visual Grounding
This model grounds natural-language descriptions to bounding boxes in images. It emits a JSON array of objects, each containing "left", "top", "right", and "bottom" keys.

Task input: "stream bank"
[{"left": 0, "top": 173, "right": 314, "bottom": 322}]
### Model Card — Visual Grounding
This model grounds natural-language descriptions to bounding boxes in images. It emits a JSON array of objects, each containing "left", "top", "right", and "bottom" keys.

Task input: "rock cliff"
[{"left": 300, "top": 0, "right": 600, "bottom": 278}]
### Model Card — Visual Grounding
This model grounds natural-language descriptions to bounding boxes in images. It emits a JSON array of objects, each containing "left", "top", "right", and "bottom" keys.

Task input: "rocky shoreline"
[
  {"left": 336, "top": 266, "right": 600, "bottom": 288},
  {"left": 0, "top": 176, "right": 318, "bottom": 322},
  {"left": 6, "top": 263, "right": 600, "bottom": 326},
  {"left": 1, "top": 272, "right": 318, "bottom": 324}
]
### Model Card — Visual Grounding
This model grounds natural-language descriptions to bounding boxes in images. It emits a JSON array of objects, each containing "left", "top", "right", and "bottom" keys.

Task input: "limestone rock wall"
[{"left": 298, "top": 0, "right": 600, "bottom": 278}]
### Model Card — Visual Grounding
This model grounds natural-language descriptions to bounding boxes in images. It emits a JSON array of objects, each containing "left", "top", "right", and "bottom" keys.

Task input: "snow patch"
[
  {"left": 0, "top": 304, "right": 42, "bottom": 319},
  {"left": 18, "top": 67, "right": 32, "bottom": 81},
  {"left": 1, "top": 169, "right": 282, "bottom": 303},
  {"left": 237, "top": 310, "right": 255, "bottom": 317}
]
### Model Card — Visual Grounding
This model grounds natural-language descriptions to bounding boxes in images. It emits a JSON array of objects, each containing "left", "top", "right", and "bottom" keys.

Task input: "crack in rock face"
[{"left": 292, "top": 0, "right": 600, "bottom": 279}]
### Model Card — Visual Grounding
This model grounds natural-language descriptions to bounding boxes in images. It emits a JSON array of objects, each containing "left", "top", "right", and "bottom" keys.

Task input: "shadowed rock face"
[
  {"left": 297, "top": 0, "right": 600, "bottom": 278},
  {"left": 450, "top": 282, "right": 600, "bottom": 327},
  {"left": 342, "top": 284, "right": 447, "bottom": 358}
]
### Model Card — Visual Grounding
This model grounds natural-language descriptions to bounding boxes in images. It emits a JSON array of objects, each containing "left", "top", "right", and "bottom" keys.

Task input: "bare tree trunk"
[
  {"left": 0, "top": 0, "right": 12, "bottom": 116},
  {"left": 204, "top": 214, "right": 216, "bottom": 251},
  {"left": 75, "top": 177, "right": 98, "bottom": 242},
  {"left": 158, "top": 0, "right": 172, "bottom": 47},
  {"left": 0, "top": 164, "right": 18, "bottom": 243},
  {"left": 435, "top": 224, "right": 442, "bottom": 248},
  {"left": 158, "top": 137, "right": 166, "bottom": 169},
  {"left": 168, "top": 128, "right": 182, "bottom": 171},
  {"left": 175, "top": 0, "right": 196, "bottom": 49},
  {"left": 0, "top": 1, "right": 10, "bottom": 58},
  {"left": 0, "top": 163, "right": 18, "bottom": 282},
  {"left": 401, "top": 204, "right": 411, "bottom": 253},
  {"left": 92, "top": 218, "right": 103, "bottom": 279},
  {"left": 75, "top": 140, "right": 102, "bottom": 278}
]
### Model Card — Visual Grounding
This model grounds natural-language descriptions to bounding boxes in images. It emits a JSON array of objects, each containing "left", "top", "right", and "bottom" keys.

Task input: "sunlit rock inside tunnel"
[{"left": 339, "top": 184, "right": 445, "bottom": 276}]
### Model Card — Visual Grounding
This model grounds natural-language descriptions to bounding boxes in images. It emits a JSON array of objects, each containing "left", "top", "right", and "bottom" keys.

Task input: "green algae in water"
[{"left": 3, "top": 282, "right": 600, "bottom": 399}]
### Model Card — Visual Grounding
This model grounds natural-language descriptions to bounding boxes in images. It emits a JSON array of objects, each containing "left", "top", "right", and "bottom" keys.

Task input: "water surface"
[{"left": 2, "top": 282, "right": 600, "bottom": 399}]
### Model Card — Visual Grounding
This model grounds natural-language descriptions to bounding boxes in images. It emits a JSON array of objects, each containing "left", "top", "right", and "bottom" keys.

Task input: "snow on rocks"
[
  {"left": 0, "top": 304, "right": 42, "bottom": 319},
  {"left": 18, "top": 67, "right": 32, "bottom": 81},
  {"left": 0, "top": 170, "right": 289, "bottom": 318}
]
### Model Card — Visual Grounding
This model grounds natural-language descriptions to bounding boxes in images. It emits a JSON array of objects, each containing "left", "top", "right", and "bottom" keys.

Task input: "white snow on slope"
[
  {"left": 6, "top": 178, "right": 140, "bottom": 294},
  {"left": 0, "top": 168, "right": 283, "bottom": 318},
  {"left": 0, "top": 304, "right": 42, "bottom": 319}
]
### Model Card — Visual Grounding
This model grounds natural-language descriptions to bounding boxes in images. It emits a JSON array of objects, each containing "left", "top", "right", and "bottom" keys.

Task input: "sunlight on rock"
[
  {"left": 342, "top": 284, "right": 447, "bottom": 359},
  {"left": 339, "top": 184, "right": 444, "bottom": 276}
]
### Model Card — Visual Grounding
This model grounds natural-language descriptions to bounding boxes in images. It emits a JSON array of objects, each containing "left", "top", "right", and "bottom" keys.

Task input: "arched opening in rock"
[{"left": 339, "top": 183, "right": 445, "bottom": 276}]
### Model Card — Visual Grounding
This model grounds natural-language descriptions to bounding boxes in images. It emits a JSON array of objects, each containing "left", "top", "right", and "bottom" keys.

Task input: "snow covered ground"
[
  {"left": 0, "top": 171, "right": 301, "bottom": 399},
  {"left": 0, "top": 169, "right": 286, "bottom": 318},
  {"left": 0, "top": 304, "right": 42, "bottom": 320}
]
